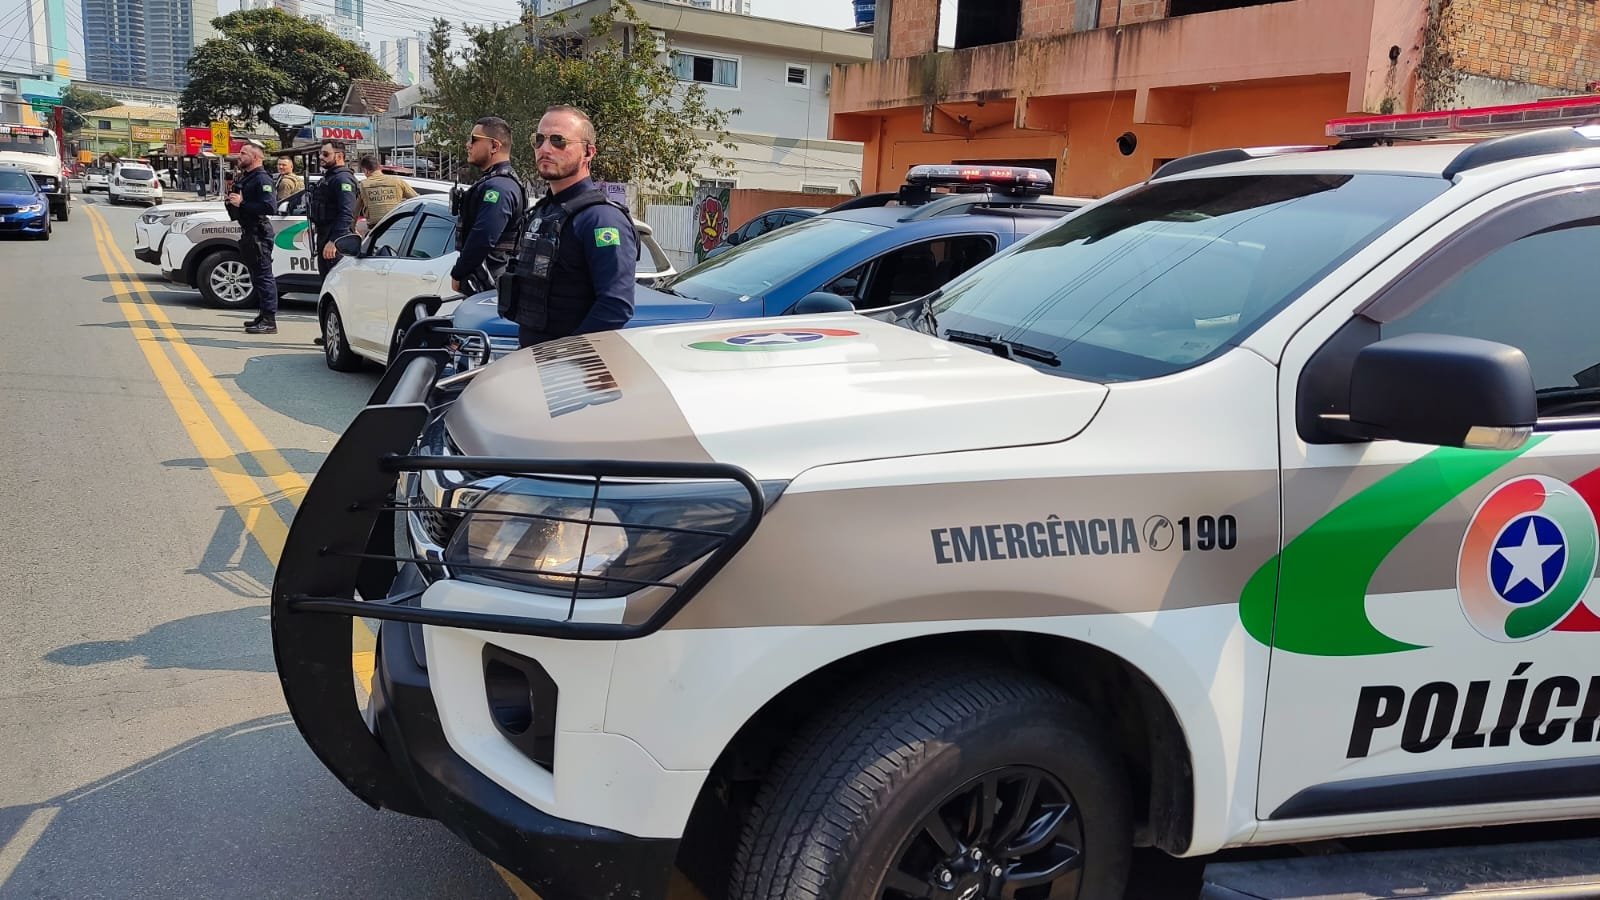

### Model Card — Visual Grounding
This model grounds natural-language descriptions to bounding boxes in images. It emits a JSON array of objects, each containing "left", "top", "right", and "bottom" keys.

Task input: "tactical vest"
[
  {"left": 499, "top": 189, "right": 616, "bottom": 331},
  {"left": 307, "top": 166, "right": 353, "bottom": 229},
  {"left": 456, "top": 164, "right": 525, "bottom": 251}
]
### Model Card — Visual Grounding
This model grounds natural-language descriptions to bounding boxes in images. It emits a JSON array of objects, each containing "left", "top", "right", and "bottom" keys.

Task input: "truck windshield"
[
  {"left": 928, "top": 173, "right": 1449, "bottom": 382},
  {"left": 667, "top": 217, "right": 888, "bottom": 303},
  {"left": 0, "top": 132, "right": 54, "bottom": 155}
]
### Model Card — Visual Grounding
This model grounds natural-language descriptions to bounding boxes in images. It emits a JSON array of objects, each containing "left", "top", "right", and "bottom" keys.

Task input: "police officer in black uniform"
[
  {"left": 501, "top": 105, "right": 638, "bottom": 349},
  {"left": 451, "top": 117, "right": 525, "bottom": 296},
  {"left": 307, "top": 139, "right": 358, "bottom": 279},
  {"left": 228, "top": 145, "right": 281, "bottom": 335}
]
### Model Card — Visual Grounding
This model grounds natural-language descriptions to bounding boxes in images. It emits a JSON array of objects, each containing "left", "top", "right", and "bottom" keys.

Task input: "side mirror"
[
  {"left": 333, "top": 234, "right": 363, "bottom": 257},
  {"left": 791, "top": 292, "right": 856, "bottom": 315},
  {"left": 1339, "top": 333, "right": 1535, "bottom": 450}
]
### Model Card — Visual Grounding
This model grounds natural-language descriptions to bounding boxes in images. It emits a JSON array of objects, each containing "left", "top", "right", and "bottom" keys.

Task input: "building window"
[
  {"left": 954, "top": 0, "right": 1020, "bottom": 49},
  {"left": 99, "top": 120, "right": 113, "bottom": 130},
  {"left": 801, "top": 184, "right": 838, "bottom": 194},
  {"left": 703, "top": 178, "right": 737, "bottom": 189},
  {"left": 1168, "top": 0, "right": 1293, "bottom": 15},
  {"left": 786, "top": 64, "right": 809, "bottom": 87},
  {"left": 672, "top": 51, "right": 739, "bottom": 88},
  {"left": 0, "top": 78, "right": 17, "bottom": 91}
]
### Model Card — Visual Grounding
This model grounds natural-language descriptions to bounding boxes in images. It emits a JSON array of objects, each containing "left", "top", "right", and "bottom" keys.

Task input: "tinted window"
[
  {"left": 0, "top": 170, "right": 37, "bottom": 193},
  {"left": 1384, "top": 222, "right": 1600, "bottom": 416},
  {"left": 864, "top": 236, "right": 996, "bottom": 309},
  {"left": 367, "top": 212, "right": 414, "bottom": 258},
  {"left": 408, "top": 214, "right": 456, "bottom": 259},
  {"left": 119, "top": 166, "right": 155, "bottom": 181},
  {"left": 930, "top": 173, "right": 1448, "bottom": 381},
  {"left": 670, "top": 216, "right": 889, "bottom": 302}
]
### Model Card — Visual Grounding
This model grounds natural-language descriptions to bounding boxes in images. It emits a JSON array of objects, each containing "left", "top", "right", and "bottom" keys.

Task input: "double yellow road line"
[{"left": 84, "top": 205, "right": 377, "bottom": 688}]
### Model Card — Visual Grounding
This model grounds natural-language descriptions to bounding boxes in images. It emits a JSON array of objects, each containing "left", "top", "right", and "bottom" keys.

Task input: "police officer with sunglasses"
[
  {"left": 451, "top": 116, "right": 525, "bottom": 295},
  {"left": 500, "top": 105, "right": 638, "bottom": 349}
]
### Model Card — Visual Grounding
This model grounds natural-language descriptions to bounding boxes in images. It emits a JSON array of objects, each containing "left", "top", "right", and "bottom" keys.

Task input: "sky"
[{"left": 0, "top": 0, "right": 952, "bottom": 79}]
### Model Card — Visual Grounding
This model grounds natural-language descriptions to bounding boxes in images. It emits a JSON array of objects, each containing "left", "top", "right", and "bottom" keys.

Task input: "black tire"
[
  {"left": 731, "top": 664, "right": 1132, "bottom": 900},
  {"left": 322, "top": 304, "right": 361, "bottom": 372},
  {"left": 196, "top": 250, "right": 256, "bottom": 309},
  {"left": 54, "top": 201, "right": 68, "bottom": 222}
]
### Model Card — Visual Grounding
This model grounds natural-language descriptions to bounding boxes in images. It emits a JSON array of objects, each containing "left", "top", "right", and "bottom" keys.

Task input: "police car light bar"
[
  {"left": 1328, "top": 96, "right": 1600, "bottom": 140},
  {"left": 905, "top": 164, "right": 1054, "bottom": 194}
]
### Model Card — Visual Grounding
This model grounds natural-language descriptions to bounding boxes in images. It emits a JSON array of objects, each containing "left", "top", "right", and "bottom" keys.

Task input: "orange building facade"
[{"left": 829, "top": 0, "right": 1600, "bottom": 198}]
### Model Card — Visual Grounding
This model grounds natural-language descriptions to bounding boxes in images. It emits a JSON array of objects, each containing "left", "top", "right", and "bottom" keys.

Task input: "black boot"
[
  {"left": 245, "top": 319, "right": 277, "bottom": 335},
  {"left": 243, "top": 315, "right": 261, "bottom": 329}
]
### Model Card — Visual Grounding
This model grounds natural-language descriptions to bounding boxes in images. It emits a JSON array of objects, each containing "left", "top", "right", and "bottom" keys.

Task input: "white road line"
[{"left": 0, "top": 806, "right": 60, "bottom": 888}]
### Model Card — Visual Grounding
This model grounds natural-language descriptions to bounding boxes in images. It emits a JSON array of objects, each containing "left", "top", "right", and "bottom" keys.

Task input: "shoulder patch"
[
  {"left": 595, "top": 226, "right": 621, "bottom": 248},
  {"left": 341, "top": 182, "right": 353, "bottom": 192},
  {"left": 484, "top": 189, "right": 500, "bottom": 203},
  {"left": 263, "top": 183, "right": 272, "bottom": 192}
]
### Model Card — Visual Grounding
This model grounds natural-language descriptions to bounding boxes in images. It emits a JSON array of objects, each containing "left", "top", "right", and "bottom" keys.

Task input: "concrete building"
[
  {"left": 81, "top": 0, "right": 215, "bottom": 90},
  {"left": 81, "top": 103, "right": 178, "bottom": 155},
  {"left": 829, "top": 0, "right": 1600, "bottom": 198},
  {"left": 536, "top": 0, "right": 750, "bottom": 14},
  {"left": 548, "top": 0, "right": 872, "bottom": 192},
  {"left": 390, "top": 35, "right": 425, "bottom": 85}
]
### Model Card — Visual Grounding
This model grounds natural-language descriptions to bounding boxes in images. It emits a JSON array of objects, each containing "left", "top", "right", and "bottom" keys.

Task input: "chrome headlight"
[
  {"left": 20, "top": 202, "right": 44, "bottom": 213},
  {"left": 444, "top": 477, "right": 757, "bottom": 598}
]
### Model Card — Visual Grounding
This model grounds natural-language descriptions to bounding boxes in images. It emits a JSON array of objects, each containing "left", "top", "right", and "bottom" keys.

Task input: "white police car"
[
  {"left": 159, "top": 175, "right": 452, "bottom": 308},
  {"left": 274, "top": 97, "right": 1600, "bottom": 900}
]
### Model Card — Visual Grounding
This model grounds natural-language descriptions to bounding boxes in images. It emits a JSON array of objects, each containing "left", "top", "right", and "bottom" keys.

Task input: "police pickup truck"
[
  {"left": 273, "top": 96, "right": 1600, "bottom": 900},
  {"left": 159, "top": 175, "right": 451, "bottom": 308}
]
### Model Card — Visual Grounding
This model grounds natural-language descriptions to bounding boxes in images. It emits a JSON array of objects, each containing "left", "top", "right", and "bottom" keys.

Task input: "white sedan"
[{"left": 318, "top": 196, "right": 677, "bottom": 371}]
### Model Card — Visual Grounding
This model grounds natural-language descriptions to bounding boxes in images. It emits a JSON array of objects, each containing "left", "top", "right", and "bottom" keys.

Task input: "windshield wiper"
[
  {"left": 944, "top": 329, "right": 1013, "bottom": 358},
  {"left": 942, "top": 329, "right": 1061, "bottom": 368}
]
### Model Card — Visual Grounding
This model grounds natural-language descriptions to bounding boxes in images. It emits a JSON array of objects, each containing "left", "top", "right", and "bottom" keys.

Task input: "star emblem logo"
[{"left": 1490, "top": 514, "right": 1566, "bottom": 605}]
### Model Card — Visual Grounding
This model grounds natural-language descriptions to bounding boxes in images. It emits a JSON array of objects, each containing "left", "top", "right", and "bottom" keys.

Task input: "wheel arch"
[
  {"left": 673, "top": 630, "right": 1202, "bottom": 896},
  {"left": 186, "top": 239, "right": 240, "bottom": 284}
]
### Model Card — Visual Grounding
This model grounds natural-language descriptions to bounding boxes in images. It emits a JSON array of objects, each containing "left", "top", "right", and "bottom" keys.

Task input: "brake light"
[{"left": 1329, "top": 96, "right": 1600, "bottom": 140}]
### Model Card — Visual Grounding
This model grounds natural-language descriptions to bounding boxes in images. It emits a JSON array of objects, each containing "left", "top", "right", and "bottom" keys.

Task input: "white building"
[
  {"left": 536, "top": 0, "right": 749, "bottom": 15},
  {"left": 548, "top": 0, "right": 870, "bottom": 193},
  {"left": 390, "top": 35, "right": 424, "bottom": 85}
]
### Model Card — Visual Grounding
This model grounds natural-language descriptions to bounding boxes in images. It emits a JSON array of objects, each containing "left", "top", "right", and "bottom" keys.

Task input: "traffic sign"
[
  {"left": 23, "top": 94, "right": 63, "bottom": 108},
  {"left": 211, "top": 121, "right": 231, "bottom": 155}
]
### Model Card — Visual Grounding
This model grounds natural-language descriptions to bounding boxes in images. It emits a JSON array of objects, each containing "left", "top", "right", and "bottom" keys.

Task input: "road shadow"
[
  {"left": 45, "top": 605, "right": 276, "bottom": 674},
  {"left": 0, "top": 715, "right": 513, "bottom": 899},
  {"left": 226, "top": 351, "right": 382, "bottom": 434}
]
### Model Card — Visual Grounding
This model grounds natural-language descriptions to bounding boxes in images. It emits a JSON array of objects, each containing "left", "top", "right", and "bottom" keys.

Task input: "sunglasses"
[
  {"left": 532, "top": 133, "right": 588, "bottom": 151},
  {"left": 467, "top": 133, "right": 497, "bottom": 145}
]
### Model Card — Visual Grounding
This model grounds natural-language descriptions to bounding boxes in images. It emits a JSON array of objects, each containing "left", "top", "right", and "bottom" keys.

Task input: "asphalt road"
[{"left": 0, "top": 194, "right": 521, "bottom": 899}]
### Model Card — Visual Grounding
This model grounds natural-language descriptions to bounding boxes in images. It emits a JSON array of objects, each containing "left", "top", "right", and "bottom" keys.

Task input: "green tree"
[
  {"left": 180, "top": 8, "right": 385, "bottom": 145},
  {"left": 61, "top": 85, "right": 118, "bottom": 134},
  {"left": 422, "top": 1, "right": 736, "bottom": 186}
]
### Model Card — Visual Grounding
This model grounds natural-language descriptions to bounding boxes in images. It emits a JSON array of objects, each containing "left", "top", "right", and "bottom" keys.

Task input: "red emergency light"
[
  {"left": 1328, "top": 95, "right": 1600, "bottom": 141},
  {"left": 906, "top": 164, "right": 1054, "bottom": 195}
]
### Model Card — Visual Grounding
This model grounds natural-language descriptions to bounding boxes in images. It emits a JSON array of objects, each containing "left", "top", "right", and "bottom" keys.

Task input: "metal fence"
[{"left": 638, "top": 192, "right": 697, "bottom": 274}]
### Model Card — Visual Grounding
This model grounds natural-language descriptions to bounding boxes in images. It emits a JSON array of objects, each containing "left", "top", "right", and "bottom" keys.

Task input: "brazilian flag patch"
[
  {"left": 595, "top": 227, "right": 621, "bottom": 247},
  {"left": 485, "top": 189, "right": 500, "bottom": 203},
  {"left": 341, "top": 182, "right": 353, "bottom": 192}
]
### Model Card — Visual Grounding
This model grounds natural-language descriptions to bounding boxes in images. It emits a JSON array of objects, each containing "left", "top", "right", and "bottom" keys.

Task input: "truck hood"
[
  {"left": 150, "top": 200, "right": 223, "bottom": 215},
  {"left": 446, "top": 316, "right": 1108, "bottom": 479},
  {"left": 0, "top": 153, "right": 58, "bottom": 174}
]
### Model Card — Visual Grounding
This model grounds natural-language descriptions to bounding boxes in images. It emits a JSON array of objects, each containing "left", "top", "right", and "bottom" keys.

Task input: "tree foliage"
[
  {"left": 180, "top": 8, "right": 385, "bottom": 144},
  {"left": 62, "top": 85, "right": 118, "bottom": 133},
  {"left": 422, "top": 0, "right": 736, "bottom": 186}
]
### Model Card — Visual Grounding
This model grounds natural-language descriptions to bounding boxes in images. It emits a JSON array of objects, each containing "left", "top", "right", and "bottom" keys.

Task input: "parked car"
[
  {"left": 446, "top": 165, "right": 1092, "bottom": 365},
  {"left": 158, "top": 175, "right": 454, "bottom": 307},
  {"left": 108, "top": 161, "right": 163, "bottom": 205},
  {"left": 318, "top": 195, "right": 678, "bottom": 371},
  {"left": 0, "top": 165, "right": 52, "bottom": 240},
  {"left": 704, "top": 206, "right": 825, "bottom": 259}
]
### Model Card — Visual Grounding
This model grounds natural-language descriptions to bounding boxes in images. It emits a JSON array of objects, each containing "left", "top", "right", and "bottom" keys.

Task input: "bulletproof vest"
[
  {"left": 499, "top": 189, "right": 614, "bottom": 332},
  {"left": 307, "top": 166, "right": 352, "bottom": 227},
  {"left": 456, "top": 163, "right": 525, "bottom": 250},
  {"left": 231, "top": 168, "right": 277, "bottom": 238}
]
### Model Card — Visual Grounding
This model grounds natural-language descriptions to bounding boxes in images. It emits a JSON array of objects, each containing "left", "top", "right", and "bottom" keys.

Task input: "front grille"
[
  {"left": 409, "top": 477, "right": 463, "bottom": 549},
  {"left": 0, "top": 205, "right": 19, "bottom": 214}
]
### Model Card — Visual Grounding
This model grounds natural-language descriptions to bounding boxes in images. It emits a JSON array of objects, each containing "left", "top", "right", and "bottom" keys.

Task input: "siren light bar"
[
  {"left": 1328, "top": 96, "right": 1600, "bottom": 140},
  {"left": 905, "top": 164, "right": 1054, "bottom": 194}
]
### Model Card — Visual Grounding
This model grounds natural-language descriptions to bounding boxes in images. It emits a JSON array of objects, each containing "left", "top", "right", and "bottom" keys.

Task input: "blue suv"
[
  {"left": 442, "top": 166, "right": 1090, "bottom": 363},
  {"left": 0, "top": 165, "right": 51, "bottom": 240}
]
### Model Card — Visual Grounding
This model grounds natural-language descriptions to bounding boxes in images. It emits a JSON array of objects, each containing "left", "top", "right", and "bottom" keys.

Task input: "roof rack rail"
[
  {"left": 1150, "top": 145, "right": 1328, "bottom": 180},
  {"left": 825, "top": 191, "right": 897, "bottom": 212},
  {"left": 896, "top": 191, "right": 1081, "bottom": 222},
  {"left": 1442, "top": 125, "right": 1600, "bottom": 180}
]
